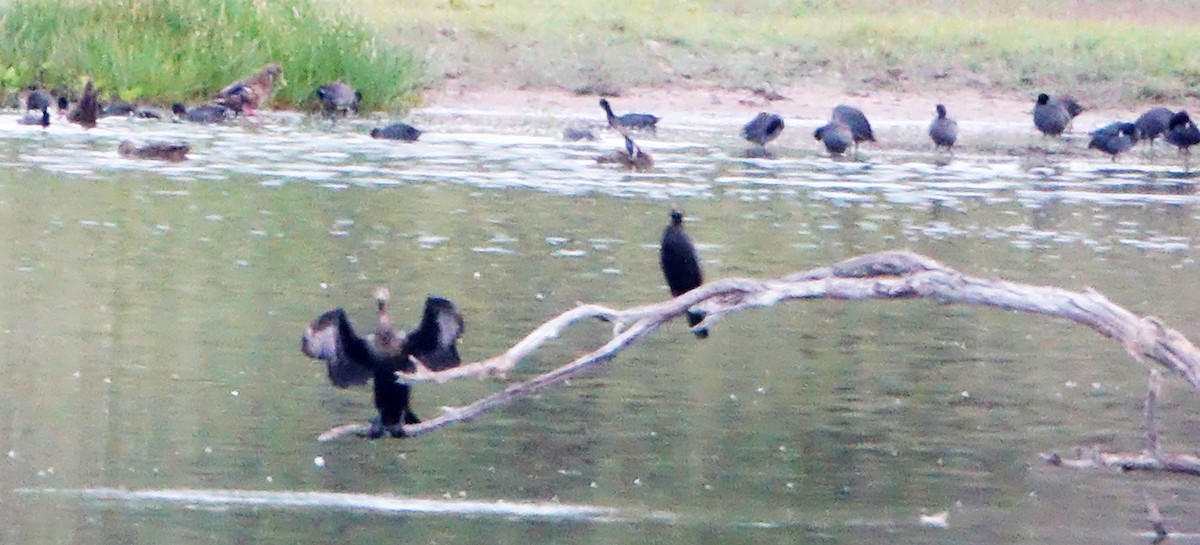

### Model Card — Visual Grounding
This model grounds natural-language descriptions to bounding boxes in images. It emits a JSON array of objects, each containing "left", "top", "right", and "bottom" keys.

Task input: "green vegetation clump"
[{"left": 0, "top": 0, "right": 422, "bottom": 110}]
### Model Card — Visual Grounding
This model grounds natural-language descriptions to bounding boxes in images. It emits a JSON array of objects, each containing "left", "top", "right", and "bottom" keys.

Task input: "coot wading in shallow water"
[
  {"left": 1032, "top": 93, "right": 1070, "bottom": 138},
  {"left": 118, "top": 140, "right": 190, "bottom": 162},
  {"left": 1165, "top": 111, "right": 1200, "bottom": 171},
  {"left": 813, "top": 121, "right": 853, "bottom": 156},
  {"left": 67, "top": 80, "right": 99, "bottom": 129},
  {"left": 1087, "top": 122, "right": 1137, "bottom": 161},
  {"left": 742, "top": 112, "right": 785, "bottom": 147},
  {"left": 315, "top": 81, "right": 361, "bottom": 117},
  {"left": 831, "top": 104, "right": 874, "bottom": 153},
  {"left": 928, "top": 104, "right": 957, "bottom": 153},
  {"left": 1051, "top": 95, "right": 1085, "bottom": 132},
  {"left": 215, "top": 62, "right": 283, "bottom": 117},
  {"left": 596, "top": 134, "right": 654, "bottom": 170},
  {"left": 301, "top": 289, "right": 465, "bottom": 439},
  {"left": 599, "top": 98, "right": 659, "bottom": 134},
  {"left": 371, "top": 122, "right": 422, "bottom": 141},
  {"left": 660, "top": 208, "right": 708, "bottom": 339},
  {"left": 26, "top": 88, "right": 52, "bottom": 112},
  {"left": 1134, "top": 107, "right": 1175, "bottom": 148}
]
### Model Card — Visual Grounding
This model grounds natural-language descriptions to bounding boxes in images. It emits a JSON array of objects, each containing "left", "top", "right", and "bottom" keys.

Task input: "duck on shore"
[
  {"left": 67, "top": 80, "right": 100, "bottom": 129},
  {"left": 215, "top": 62, "right": 283, "bottom": 117}
]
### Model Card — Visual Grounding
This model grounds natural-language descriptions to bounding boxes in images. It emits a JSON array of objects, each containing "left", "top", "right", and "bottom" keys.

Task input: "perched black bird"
[
  {"left": 171, "top": 103, "right": 234, "bottom": 124},
  {"left": 1134, "top": 107, "right": 1175, "bottom": 146},
  {"left": 1165, "top": 111, "right": 1200, "bottom": 170},
  {"left": 118, "top": 140, "right": 190, "bottom": 162},
  {"left": 1033, "top": 93, "right": 1070, "bottom": 137},
  {"left": 17, "top": 108, "right": 49, "bottom": 128},
  {"left": 599, "top": 98, "right": 659, "bottom": 134},
  {"left": 371, "top": 122, "right": 422, "bottom": 141},
  {"left": 596, "top": 135, "right": 653, "bottom": 169},
  {"left": 813, "top": 121, "right": 853, "bottom": 156},
  {"left": 315, "top": 81, "right": 361, "bottom": 117},
  {"left": 67, "top": 80, "right": 99, "bottom": 129},
  {"left": 1087, "top": 122, "right": 1137, "bottom": 161},
  {"left": 741, "top": 112, "right": 785, "bottom": 148},
  {"left": 928, "top": 104, "right": 958, "bottom": 152},
  {"left": 831, "top": 105, "right": 875, "bottom": 151},
  {"left": 301, "top": 290, "right": 465, "bottom": 438},
  {"left": 660, "top": 208, "right": 708, "bottom": 339}
]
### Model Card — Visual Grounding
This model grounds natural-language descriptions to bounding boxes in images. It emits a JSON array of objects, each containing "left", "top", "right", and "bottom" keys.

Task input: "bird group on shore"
[
  {"left": 589, "top": 90, "right": 1200, "bottom": 171},
  {"left": 12, "top": 69, "right": 1200, "bottom": 171},
  {"left": 12, "top": 62, "right": 426, "bottom": 160}
]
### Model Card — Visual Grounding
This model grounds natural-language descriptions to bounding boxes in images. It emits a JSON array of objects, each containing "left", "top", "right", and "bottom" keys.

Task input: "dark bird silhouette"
[
  {"left": 660, "top": 208, "right": 707, "bottom": 338},
  {"left": 26, "top": 88, "right": 52, "bottom": 112},
  {"left": 315, "top": 81, "right": 361, "bottom": 117},
  {"left": 171, "top": 103, "right": 234, "bottom": 124},
  {"left": 101, "top": 99, "right": 161, "bottom": 119},
  {"left": 118, "top": 140, "right": 190, "bottom": 162},
  {"left": 831, "top": 105, "right": 874, "bottom": 151},
  {"left": 599, "top": 98, "right": 659, "bottom": 134},
  {"left": 1033, "top": 93, "right": 1070, "bottom": 137},
  {"left": 371, "top": 122, "right": 422, "bottom": 141},
  {"left": 17, "top": 108, "right": 49, "bottom": 128},
  {"left": 928, "top": 104, "right": 957, "bottom": 152},
  {"left": 813, "top": 121, "right": 853, "bottom": 155},
  {"left": 1087, "top": 122, "right": 1137, "bottom": 161},
  {"left": 596, "top": 134, "right": 653, "bottom": 169},
  {"left": 1134, "top": 107, "right": 1175, "bottom": 146},
  {"left": 1165, "top": 111, "right": 1200, "bottom": 171},
  {"left": 1051, "top": 95, "right": 1085, "bottom": 131},
  {"left": 67, "top": 80, "right": 99, "bottom": 129},
  {"left": 215, "top": 62, "right": 283, "bottom": 117},
  {"left": 301, "top": 290, "right": 465, "bottom": 438},
  {"left": 562, "top": 127, "right": 596, "bottom": 141},
  {"left": 741, "top": 112, "right": 785, "bottom": 148}
]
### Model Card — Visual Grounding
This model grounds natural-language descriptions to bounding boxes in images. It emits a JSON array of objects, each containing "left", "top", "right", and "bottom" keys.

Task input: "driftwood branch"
[{"left": 319, "top": 250, "right": 1200, "bottom": 456}]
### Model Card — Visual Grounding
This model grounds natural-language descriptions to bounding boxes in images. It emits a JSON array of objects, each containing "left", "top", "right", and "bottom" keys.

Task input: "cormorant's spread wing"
[
  {"left": 409, "top": 297, "right": 465, "bottom": 372},
  {"left": 301, "top": 309, "right": 372, "bottom": 388}
]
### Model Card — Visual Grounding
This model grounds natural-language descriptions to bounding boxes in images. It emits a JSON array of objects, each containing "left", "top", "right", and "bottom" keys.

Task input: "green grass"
[
  {"left": 358, "top": 0, "right": 1200, "bottom": 105},
  {"left": 0, "top": 0, "right": 423, "bottom": 110}
]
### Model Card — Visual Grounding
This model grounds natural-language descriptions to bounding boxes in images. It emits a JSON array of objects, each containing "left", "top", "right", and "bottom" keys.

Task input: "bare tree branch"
[{"left": 319, "top": 250, "right": 1200, "bottom": 454}]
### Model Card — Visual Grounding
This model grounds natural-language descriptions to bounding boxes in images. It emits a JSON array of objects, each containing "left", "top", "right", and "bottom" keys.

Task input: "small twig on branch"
[
  {"left": 1041, "top": 368, "right": 1200, "bottom": 477},
  {"left": 319, "top": 251, "right": 1200, "bottom": 453},
  {"left": 1146, "top": 494, "right": 1170, "bottom": 544}
]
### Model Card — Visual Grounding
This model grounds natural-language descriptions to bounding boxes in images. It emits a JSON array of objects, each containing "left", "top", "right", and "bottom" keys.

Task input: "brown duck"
[
  {"left": 215, "top": 63, "right": 283, "bottom": 117},
  {"left": 118, "top": 140, "right": 190, "bottom": 162},
  {"left": 67, "top": 80, "right": 100, "bottom": 129}
]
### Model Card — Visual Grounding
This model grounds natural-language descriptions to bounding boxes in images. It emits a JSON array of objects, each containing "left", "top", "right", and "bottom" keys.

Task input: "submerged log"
[{"left": 320, "top": 250, "right": 1200, "bottom": 469}]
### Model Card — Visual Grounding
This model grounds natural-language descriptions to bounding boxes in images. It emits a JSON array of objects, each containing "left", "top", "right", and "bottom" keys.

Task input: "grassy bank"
[
  {"left": 362, "top": 0, "right": 1200, "bottom": 106},
  {"left": 0, "top": 0, "right": 422, "bottom": 110}
]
